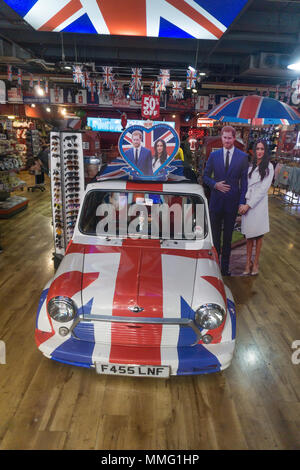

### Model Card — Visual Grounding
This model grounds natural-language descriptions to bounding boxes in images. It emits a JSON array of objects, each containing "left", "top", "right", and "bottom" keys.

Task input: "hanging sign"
[
  {"left": 0, "top": 81, "right": 6, "bottom": 104},
  {"left": 141, "top": 94, "right": 160, "bottom": 119}
]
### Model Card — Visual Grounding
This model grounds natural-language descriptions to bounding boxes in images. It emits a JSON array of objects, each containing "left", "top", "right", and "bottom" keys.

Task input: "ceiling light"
[
  {"left": 287, "top": 61, "right": 300, "bottom": 71},
  {"left": 46, "top": 107, "right": 51, "bottom": 113},
  {"left": 7, "top": 115, "right": 15, "bottom": 120},
  {"left": 36, "top": 86, "right": 44, "bottom": 96},
  {"left": 64, "top": 65, "right": 72, "bottom": 70},
  {"left": 192, "top": 88, "right": 198, "bottom": 94},
  {"left": 31, "top": 103, "right": 36, "bottom": 108},
  {"left": 199, "top": 72, "right": 206, "bottom": 76},
  {"left": 172, "top": 114, "right": 176, "bottom": 118}
]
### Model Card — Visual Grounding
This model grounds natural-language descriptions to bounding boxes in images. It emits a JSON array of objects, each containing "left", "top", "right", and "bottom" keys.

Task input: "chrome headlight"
[
  {"left": 195, "top": 303, "right": 225, "bottom": 330},
  {"left": 47, "top": 296, "right": 77, "bottom": 323}
]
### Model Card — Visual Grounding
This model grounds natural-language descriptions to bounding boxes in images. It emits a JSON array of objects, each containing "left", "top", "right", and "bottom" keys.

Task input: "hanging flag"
[
  {"left": 45, "top": 80, "right": 49, "bottom": 94},
  {"left": 158, "top": 69, "right": 170, "bottom": 92},
  {"left": 102, "top": 66, "right": 115, "bottom": 91},
  {"left": 73, "top": 65, "right": 83, "bottom": 84},
  {"left": 129, "top": 67, "right": 142, "bottom": 94},
  {"left": 97, "top": 80, "right": 104, "bottom": 97},
  {"left": 172, "top": 82, "right": 184, "bottom": 100},
  {"left": 90, "top": 79, "right": 95, "bottom": 101},
  {"left": 186, "top": 69, "right": 197, "bottom": 89},
  {"left": 17, "top": 68, "right": 22, "bottom": 86},
  {"left": 130, "top": 88, "right": 142, "bottom": 101},
  {"left": 85, "top": 72, "right": 91, "bottom": 90},
  {"left": 7, "top": 65, "right": 12, "bottom": 81},
  {"left": 37, "top": 77, "right": 41, "bottom": 88},
  {"left": 114, "top": 82, "right": 124, "bottom": 98},
  {"left": 151, "top": 81, "right": 161, "bottom": 96},
  {"left": 29, "top": 73, "right": 34, "bottom": 88}
]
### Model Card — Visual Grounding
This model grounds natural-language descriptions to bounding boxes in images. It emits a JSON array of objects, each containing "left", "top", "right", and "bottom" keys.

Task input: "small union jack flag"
[
  {"left": 7, "top": 65, "right": 12, "bottom": 81},
  {"left": 73, "top": 65, "right": 83, "bottom": 84},
  {"left": 29, "top": 73, "right": 34, "bottom": 88},
  {"left": 186, "top": 69, "right": 197, "bottom": 89},
  {"left": 172, "top": 82, "right": 184, "bottom": 100},
  {"left": 158, "top": 69, "right": 170, "bottom": 92},
  {"left": 129, "top": 67, "right": 142, "bottom": 93},
  {"left": 97, "top": 80, "right": 104, "bottom": 97},
  {"left": 151, "top": 81, "right": 161, "bottom": 96},
  {"left": 102, "top": 66, "right": 115, "bottom": 91}
]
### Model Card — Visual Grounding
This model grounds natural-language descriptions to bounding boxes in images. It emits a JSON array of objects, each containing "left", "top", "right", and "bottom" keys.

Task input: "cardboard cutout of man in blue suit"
[
  {"left": 124, "top": 130, "right": 153, "bottom": 176},
  {"left": 203, "top": 126, "right": 248, "bottom": 276}
]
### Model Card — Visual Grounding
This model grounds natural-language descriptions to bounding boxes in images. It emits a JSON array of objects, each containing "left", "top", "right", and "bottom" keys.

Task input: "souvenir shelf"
[
  {"left": 0, "top": 135, "right": 28, "bottom": 218},
  {"left": 50, "top": 130, "right": 84, "bottom": 265}
]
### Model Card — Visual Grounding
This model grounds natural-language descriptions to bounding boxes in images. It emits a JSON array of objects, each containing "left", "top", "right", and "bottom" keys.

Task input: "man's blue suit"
[
  {"left": 125, "top": 146, "right": 153, "bottom": 176},
  {"left": 203, "top": 147, "right": 248, "bottom": 273}
]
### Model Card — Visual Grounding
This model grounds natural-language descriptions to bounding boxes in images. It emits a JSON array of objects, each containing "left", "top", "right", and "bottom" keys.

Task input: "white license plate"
[{"left": 95, "top": 363, "right": 170, "bottom": 378}]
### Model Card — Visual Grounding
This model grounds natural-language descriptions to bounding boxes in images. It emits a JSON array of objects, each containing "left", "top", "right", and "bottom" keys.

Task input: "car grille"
[{"left": 72, "top": 316, "right": 200, "bottom": 347}]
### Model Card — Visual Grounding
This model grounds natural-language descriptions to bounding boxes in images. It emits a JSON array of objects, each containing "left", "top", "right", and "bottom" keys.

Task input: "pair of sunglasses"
[
  {"left": 64, "top": 149, "right": 78, "bottom": 154},
  {"left": 66, "top": 165, "right": 79, "bottom": 170}
]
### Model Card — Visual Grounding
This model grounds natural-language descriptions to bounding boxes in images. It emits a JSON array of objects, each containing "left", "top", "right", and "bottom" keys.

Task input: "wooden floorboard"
[{"left": 0, "top": 173, "right": 299, "bottom": 450}]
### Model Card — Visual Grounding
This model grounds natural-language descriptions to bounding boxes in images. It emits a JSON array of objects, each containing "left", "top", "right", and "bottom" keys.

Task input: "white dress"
[{"left": 241, "top": 163, "right": 274, "bottom": 239}]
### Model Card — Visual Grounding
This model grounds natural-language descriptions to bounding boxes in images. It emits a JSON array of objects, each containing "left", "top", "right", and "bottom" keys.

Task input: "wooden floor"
[{"left": 0, "top": 172, "right": 299, "bottom": 450}]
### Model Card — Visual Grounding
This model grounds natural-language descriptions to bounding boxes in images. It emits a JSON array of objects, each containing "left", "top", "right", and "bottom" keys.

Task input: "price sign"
[{"left": 141, "top": 94, "right": 160, "bottom": 119}]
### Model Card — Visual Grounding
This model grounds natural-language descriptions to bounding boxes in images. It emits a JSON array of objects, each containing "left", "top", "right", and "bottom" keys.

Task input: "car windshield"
[{"left": 79, "top": 190, "right": 207, "bottom": 240}]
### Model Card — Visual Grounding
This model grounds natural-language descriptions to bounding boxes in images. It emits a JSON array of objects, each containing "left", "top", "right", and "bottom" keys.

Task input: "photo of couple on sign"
[{"left": 119, "top": 124, "right": 179, "bottom": 178}]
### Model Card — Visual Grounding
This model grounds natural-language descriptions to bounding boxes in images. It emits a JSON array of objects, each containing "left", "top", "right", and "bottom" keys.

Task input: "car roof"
[{"left": 85, "top": 180, "right": 206, "bottom": 197}]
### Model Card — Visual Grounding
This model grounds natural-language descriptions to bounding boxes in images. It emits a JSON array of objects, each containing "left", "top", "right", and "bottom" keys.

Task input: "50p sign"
[{"left": 141, "top": 94, "right": 160, "bottom": 119}]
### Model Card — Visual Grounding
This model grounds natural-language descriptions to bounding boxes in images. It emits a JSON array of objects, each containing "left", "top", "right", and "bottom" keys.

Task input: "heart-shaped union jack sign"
[{"left": 118, "top": 124, "right": 180, "bottom": 180}]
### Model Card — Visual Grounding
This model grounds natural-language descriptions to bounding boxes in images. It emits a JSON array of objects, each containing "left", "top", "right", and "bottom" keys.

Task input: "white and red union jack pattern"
[
  {"left": 186, "top": 69, "right": 197, "bottom": 89},
  {"left": 102, "top": 66, "right": 115, "bottom": 91},
  {"left": 151, "top": 81, "right": 161, "bottom": 96},
  {"left": 4, "top": 1, "right": 248, "bottom": 39},
  {"left": 35, "top": 181, "right": 237, "bottom": 376},
  {"left": 121, "top": 127, "right": 176, "bottom": 158},
  {"left": 129, "top": 68, "right": 142, "bottom": 94},
  {"left": 72, "top": 65, "right": 83, "bottom": 84},
  {"left": 158, "top": 69, "right": 170, "bottom": 92},
  {"left": 172, "top": 81, "right": 184, "bottom": 100}
]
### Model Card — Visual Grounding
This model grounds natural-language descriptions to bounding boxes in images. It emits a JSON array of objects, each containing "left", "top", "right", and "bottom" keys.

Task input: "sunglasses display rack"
[{"left": 50, "top": 131, "right": 85, "bottom": 264}]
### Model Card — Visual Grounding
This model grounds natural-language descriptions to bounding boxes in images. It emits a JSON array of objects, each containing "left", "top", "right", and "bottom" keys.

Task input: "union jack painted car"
[{"left": 35, "top": 180, "right": 236, "bottom": 377}]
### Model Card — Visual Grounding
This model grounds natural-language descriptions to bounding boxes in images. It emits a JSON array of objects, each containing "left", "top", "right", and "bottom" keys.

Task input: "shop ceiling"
[{"left": 0, "top": 0, "right": 300, "bottom": 88}]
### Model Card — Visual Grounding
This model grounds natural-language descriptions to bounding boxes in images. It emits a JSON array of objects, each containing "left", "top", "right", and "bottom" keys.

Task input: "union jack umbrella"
[
  {"left": 186, "top": 69, "right": 197, "bottom": 89},
  {"left": 102, "top": 66, "right": 115, "bottom": 91},
  {"left": 172, "top": 82, "right": 184, "bottom": 100},
  {"left": 73, "top": 65, "right": 83, "bottom": 84},
  {"left": 7, "top": 65, "right": 12, "bottom": 81},
  {"left": 205, "top": 94, "right": 300, "bottom": 124},
  {"left": 130, "top": 67, "right": 142, "bottom": 92},
  {"left": 158, "top": 69, "right": 170, "bottom": 92},
  {"left": 151, "top": 81, "right": 161, "bottom": 96},
  {"left": 29, "top": 73, "right": 34, "bottom": 88}
]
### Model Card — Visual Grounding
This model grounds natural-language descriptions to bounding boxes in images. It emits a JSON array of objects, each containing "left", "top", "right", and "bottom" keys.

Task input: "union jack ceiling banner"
[{"left": 3, "top": 0, "right": 249, "bottom": 39}]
